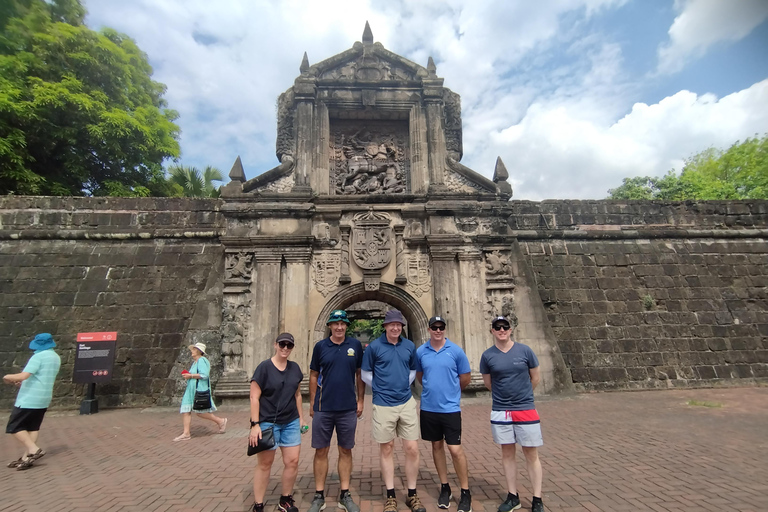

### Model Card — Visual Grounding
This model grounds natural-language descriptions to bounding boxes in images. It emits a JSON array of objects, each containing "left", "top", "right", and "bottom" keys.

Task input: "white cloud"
[
  {"left": 658, "top": 0, "right": 768, "bottom": 74},
  {"left": 480, "top": 80, "right": 768, "bottom": 200}
]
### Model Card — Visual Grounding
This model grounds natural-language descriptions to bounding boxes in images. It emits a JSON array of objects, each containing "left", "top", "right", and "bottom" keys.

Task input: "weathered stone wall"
[
  {"left": 511, "top": 200, "right": 768, "bottom": 390},
  {"left": 0, "top": 197, "right": 225, "bottom": 408}
]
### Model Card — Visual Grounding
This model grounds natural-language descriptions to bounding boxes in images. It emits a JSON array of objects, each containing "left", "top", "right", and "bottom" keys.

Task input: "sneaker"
[
  {"left": 406, "top": 493, "right": 426, "bottom": 512},
  {"left": 309, "top": 493, "right": 326, "bottom": 512},
  {"left": 252, "top": 503, "right": 264, "bottom": 512},
  {"left": 384, "top": 497, "right": 398, "bottom": 512},
  {"left": 498, "top": 493, "right": 521, "bottom": 512},
  {"left": 531, "top": 500, "right": 543, "bottom": 512},
  {"left": 279, "top": 495, "right": 299, "bottom": 512},
  {"left": 338, "top": 493, "right": 360, "bottom": 512},
  {"left": 457, "top": 493, "right": 472, "bottom": 512},
  {"left": 437, "top": 487, "right": 452, "bottom": 509}
]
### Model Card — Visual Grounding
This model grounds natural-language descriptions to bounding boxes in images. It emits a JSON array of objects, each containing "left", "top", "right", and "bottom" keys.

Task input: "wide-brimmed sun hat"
[
  {"left": 327, "top": 310, "right": 350, "bottom": 324},
  {"left": 383, "top": 309, "right": 406, "bottom": 326},
  {"left": 29, "top": 333, "right": 56, "bottom": 351},
  {"left": 188, "top": 342, "right": 207, "bottom": 354}
]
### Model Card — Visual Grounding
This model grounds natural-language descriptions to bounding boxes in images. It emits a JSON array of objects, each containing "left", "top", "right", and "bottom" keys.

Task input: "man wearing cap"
[
  {"left": 480, "top": 315, "right": 544, "bottom": 512},
  {"left": 3, "top": 333, "right": 61, "bottom": 470},
  {"left": 361, "top": 309, "right": 425, "bottom": 512},
  {"left": 416, "top": 316, "right": 472, "bottom": 512},
  {"left": 307, "top": 310, "right": 365, "bottom": 512}
]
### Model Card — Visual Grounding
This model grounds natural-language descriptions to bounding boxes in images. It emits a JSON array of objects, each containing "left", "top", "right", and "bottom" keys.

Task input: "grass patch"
[{"left": 687, "top": 399, "right": 723, "bottom": 408}]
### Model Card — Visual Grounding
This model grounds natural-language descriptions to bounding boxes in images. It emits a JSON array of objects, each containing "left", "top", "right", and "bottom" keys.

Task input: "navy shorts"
[
  {"left": 6, "top": 407, "right": 47, "bottom": 434},
  {"left": 311, "top": 410, "right": 358, "bottom": 450},
  {"left": 420, "top": 410, "right": 462, "bottom": 445}
]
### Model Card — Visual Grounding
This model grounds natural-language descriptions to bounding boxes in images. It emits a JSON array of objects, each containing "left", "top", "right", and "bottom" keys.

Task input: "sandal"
[
  {"left": 7, "top": 457, "right": 23, "bottom": 468},
  {"left": 218, "top": 418, "right": 228, "bottom": 434},
  {"left": 16, "top": 458, "right": 34, "bottom": 471},
  {"left": 173, "top": 434, "right": 191, "bottom": 442},
  {"left": 27, "top": 448, "right": 45, "bottom": 461}
]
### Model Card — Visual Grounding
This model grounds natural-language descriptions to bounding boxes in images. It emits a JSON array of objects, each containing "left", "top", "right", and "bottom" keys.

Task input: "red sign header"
[{"left": 77, "top": 332, "right": 117, "bottom": 342}]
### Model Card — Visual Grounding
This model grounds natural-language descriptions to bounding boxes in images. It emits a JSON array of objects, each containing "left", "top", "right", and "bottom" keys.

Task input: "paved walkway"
[{"left": 1, "top": 387, "right": 767, "bottom": 512}]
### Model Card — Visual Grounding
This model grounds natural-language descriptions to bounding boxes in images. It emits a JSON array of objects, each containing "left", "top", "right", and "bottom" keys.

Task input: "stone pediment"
[{"left": 222, "top": 22, "right": 513, "bottom": 201}]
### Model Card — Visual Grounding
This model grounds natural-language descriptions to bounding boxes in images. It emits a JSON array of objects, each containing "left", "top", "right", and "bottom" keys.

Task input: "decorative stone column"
[
  {"left": 292, "top": 77, "right": 316, "bottom": 193},
  {"left": 395, "top": 225, "right": 407, "bottom": 284},
  {"left": 339, "top": 225, "right": 351, "bottom": 284},
  {"left": 250, "top": 252, "right": 282, "bottom": 371},
  {"left": 458, "top": 250, "right": 486, "bottom": 370},
  {"left": 429, "top": 237, "right": 461, "bottom": 329},
  {"left": 283, "top": 249, "right": 312, "bottom": 370}
]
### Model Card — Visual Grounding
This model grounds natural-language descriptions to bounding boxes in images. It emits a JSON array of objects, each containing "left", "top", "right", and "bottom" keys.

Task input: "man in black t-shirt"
[{"left": 307, "top": 310, "right": 365, "bottom": 512}]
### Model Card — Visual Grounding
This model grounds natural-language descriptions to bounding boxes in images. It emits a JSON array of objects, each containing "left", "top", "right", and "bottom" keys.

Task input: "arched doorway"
[{"left": 313, "top": 283, "right": 429, "bottom": 346}]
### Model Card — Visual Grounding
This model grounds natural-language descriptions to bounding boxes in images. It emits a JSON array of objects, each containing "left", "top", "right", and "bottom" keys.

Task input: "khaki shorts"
[{"left": 372, "top": 396, "right": 419, "bottom": 443}]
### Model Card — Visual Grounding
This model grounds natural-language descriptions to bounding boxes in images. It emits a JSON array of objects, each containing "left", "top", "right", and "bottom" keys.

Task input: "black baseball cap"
[
  {"left": 491, "top": 316, "right": 510, "bottom": 328},
  {"left": 275, "top": 332, "right": 295, "bottom": 344},
  {"left": 428, "top": 316, "right": 446, "bottom": 327}
]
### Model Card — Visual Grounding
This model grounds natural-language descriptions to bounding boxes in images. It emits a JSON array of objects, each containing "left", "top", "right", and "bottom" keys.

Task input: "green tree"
[
  {"left": 348, "top": 319, "right": 384, "bottom": 340},
  {"left": 607, "top": 135, "right": 768, "bottom": 200},
  {"left": 0, "top": 0, "right": 180, "bottom": 196},
  {"left": 168, "top": 165, "right": 223, "bottom": 198}
]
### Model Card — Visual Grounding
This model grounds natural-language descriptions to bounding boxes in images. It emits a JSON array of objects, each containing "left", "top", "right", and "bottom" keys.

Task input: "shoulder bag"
[
  {"left": 192, "top": 362, "right": 212, "bottom": 411},
  {"left": 248, "top": 379, "right": 286, "bottom": 456}
]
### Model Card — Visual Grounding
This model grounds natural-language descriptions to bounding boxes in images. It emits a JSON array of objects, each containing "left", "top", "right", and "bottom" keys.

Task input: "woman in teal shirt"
[{"left": 173, "top": 342, "right": 227, "bottom": 441}]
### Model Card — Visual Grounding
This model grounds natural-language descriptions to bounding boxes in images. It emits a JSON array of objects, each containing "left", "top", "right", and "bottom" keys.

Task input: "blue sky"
[{"left": 84, "top": 0, "right": 768, "bottom": 200}]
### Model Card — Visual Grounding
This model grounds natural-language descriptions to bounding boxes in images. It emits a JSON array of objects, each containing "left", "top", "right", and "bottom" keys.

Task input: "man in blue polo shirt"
[
  {"left": 308, "top": 310, "right": 365, "bottom": 512},
  {"left": 416, "top": 316, "right": 472, "bottom": 512},
  {"left": 3, "top": 333, "right": 61, "bottom": 471},
  {"left": 361, "top": 309, "right": 425, "bottom": 512}
]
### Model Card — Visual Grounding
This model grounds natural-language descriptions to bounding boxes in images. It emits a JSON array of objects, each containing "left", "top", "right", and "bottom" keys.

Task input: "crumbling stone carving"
[
  {"left": 406, "top": 253, "right": 431, "bottom": 298},
  {"left": 486, "top": 291, "right": 515, "bottom": 320},
  {"left": 225, "top": 252, "right": 253, "bottom": 281},
  {"left": 319, "top": 54, "right": 417, "bottom": 82},
  {"left": 221, "top": 299, "right": 250, "bottom": 373},
  {"left": 311, "top": 252, "right": 341, "bottom": 297},
  {"left": 352, "top": 211, "right": 392, "bottom": 270},
  {"left": 485, "top": 250, "right": 513, "bottom": 276}
]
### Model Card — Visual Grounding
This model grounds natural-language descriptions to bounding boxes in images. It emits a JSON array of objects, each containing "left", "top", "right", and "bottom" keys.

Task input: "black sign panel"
[{"left": 73, "top": 332, "right": 117, "bottom": 384}]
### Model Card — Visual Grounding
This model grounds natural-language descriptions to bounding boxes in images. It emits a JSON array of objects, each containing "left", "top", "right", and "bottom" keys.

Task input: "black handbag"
[
  {"left": 247, "top": 381, "right": 284, "bottom": 456},
  {"left": 247, "top": 425, "right": 275, "bottom": 455},
  {"left": 191, "top": 362, "right": 212, "bottom": 411}
]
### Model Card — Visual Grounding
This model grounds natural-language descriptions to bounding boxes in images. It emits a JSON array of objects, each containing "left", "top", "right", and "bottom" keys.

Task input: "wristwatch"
[{"left": 250, "top": 420, "right": 260, "bottom": 428}]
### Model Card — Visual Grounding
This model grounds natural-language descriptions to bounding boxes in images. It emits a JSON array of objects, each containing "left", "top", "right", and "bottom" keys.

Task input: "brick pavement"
[{"left": 1, "top": 387, "right": 767, "bottom": 512}]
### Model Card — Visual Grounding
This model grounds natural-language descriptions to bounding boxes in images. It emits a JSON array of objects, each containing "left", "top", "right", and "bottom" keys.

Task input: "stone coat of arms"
[
  {"left": 352, "top": 212, "right": 392, "bottom": 270},
  {"left": 406, "top": 254, "right": 431, "bottom": 297}
]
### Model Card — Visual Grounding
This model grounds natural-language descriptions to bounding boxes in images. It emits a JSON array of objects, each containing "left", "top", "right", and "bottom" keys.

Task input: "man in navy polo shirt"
[
  {"left": 361, "top": 309, "right": 425, "bottom": 512},
  {"left": 416, "top": 316, "right": 472, "bottom": 512},
  {"left": 308, "top": 310, "right": 365, "bottom": 512}
]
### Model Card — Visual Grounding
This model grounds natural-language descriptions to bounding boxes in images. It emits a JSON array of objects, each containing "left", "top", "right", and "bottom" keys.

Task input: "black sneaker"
[
  {"left": 531, "top": 500, "right": 543, "bottom": 512},
  {"left": 252, "top": 503, "right": 265, "bottom": 512},
  {"left": 498, "top": 493, "right": 521, "bottom": 512},
  {"left": 437, "top": 487, "right": 452, "bottom": 509},
  {"left": 279, "top": 495, "right": 299, "bottom": 512},
  {"left": 457, "top": 493, "right": 472, "bottom": 512}
]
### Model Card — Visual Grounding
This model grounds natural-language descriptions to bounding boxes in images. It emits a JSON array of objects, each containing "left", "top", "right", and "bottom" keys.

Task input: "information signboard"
[{"left": 73, "top": 332, "right": 117, "bottom": 384}]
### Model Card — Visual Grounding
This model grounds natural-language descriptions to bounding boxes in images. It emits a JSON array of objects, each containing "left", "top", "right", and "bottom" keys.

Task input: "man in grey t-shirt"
[{"left": 480, "top": 316, "right": 544, "bottom": 512}]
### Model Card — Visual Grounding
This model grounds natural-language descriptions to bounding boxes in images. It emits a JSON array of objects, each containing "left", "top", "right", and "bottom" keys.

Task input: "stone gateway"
[{"left": 1, "top": 25, "right": 767, "bottom": 409}]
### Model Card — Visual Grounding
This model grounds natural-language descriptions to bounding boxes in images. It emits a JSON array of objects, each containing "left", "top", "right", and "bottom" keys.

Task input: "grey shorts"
[
  {"left": 490, "top": 410, "right": 543, "bottom": 447},
  {"left": 311, "top": 410, "right": 358, "bottom": 450}
]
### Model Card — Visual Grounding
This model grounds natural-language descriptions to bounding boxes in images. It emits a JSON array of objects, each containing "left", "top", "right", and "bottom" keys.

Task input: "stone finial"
[
  {"left": 229, "top": 156, "right": 246, "bottom": 183},
  {"left": 362, "top": 21, "right": 373, "bottom": 45},
  {"left": 300, "top": 52, "right": 309, "bottom": 74},
  {"left": 493, "top": 156, "right": 509, "bottom": 183},
  {"left": 427, "top": 56, "right": 437, "bottom": 77}
]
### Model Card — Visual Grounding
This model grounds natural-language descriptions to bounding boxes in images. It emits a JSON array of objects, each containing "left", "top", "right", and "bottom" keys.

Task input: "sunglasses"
[
  {"left": 430, "top": 325, "right": 446, "bottom": 331},
  {"left": 278, "top": 341, "right": 295, "bottom": 349},
  {"left": 492, "top": 325, "right": 511, "bottom": 331}
]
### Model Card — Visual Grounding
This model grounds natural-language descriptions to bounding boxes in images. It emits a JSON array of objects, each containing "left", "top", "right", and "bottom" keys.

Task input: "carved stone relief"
[
  {"left": 352, "top": 211, "right": 392, "bottom": 270},
  {"left": 444, "top": 169, "right": 487, "bottom": 193},
  {"left": 330, "top": 120, "right": 409, "bottom": 195},
  {"left": 256, "top": 172, "right": 294, "bottom": 193},
  {"left": 225, "top": 252, "right": 253, "bottom": 282},
  {"left": 485, "top": 250, "right": 514, "bottom": 277},
  {"left": 486, "top": 290, "right": 515, "bottom": 320},
  {"left": 443, "top": 89, "right": 463, "bottom": 160},
  {"left": 312, "top": 252, "right": 341, "bottom": 297},
  {"left": 221, "top": 297, "right": 251, "bottom": 373},
  {"left": 407, "top": 221, "right": 424, "bottom": 237},
  {"left": 406, "top": 253, "right": 431, "bottom": 298},
  {"left": 320, "top": 55, "right": 417, "bottom": 82}
]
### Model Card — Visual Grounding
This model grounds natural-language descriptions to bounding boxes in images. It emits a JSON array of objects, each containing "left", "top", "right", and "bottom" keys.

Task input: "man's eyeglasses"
[
  {"left": 492, "top": 325, "right": 511, "bottom": 331},
  {"left": 430, "top": 325, "right": 446, "bottom": 331},
  {"left": 278, "top": 341, "right": 295, "bottom": 349}
]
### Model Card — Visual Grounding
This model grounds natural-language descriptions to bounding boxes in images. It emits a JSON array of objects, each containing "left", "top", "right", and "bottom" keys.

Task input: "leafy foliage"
[
  {"left": 168, "top": 165, "right": 223, "bottom": 198},
  {"left": 348, "top": 319, "right": 384, "bottom": 340},
  {"left": 0, "top": 0, "right": 180, "bottom": 196},
  {"left": 607, "top": 135, "right": 768, "bottom": 200}
]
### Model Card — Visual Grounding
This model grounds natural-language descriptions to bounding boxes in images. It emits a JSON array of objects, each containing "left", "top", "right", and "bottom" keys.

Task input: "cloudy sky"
[{"left": 84, "top": 0, "right": 768, "bottom": 200}]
